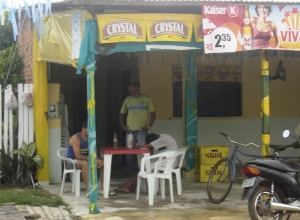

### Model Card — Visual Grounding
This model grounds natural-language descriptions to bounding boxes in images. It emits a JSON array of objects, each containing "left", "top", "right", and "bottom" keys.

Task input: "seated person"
[
  {"left": 66, "top": 121, "right": 115, "bottom": 197},
  {"left": 114, "top": 133, "right": 178, "bottom": 193}
]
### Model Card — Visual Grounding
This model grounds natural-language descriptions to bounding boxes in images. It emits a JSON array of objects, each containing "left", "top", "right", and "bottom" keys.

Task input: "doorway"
[
  {"left": 106, "top": 70, "right": 131, "bottom": 168},
  {"left": 72, "top": 74, "right": 87, "bottom": 134}
]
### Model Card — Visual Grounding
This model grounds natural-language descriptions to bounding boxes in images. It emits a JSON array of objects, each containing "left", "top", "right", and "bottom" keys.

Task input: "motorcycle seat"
[{"left": 269, "top": 144, "right": 288, "bottom": 151}]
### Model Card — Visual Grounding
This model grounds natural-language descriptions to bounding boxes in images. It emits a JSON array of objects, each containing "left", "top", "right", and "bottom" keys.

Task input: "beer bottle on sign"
[{"left": 241, "top": 5, "right": 253, "bottom": 50}]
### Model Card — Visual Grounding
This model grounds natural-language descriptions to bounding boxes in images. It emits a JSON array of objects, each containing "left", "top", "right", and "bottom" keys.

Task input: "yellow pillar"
[
  {"left": 33, "top": 29, "right": 49, "bottom": 181},
  {"left": 261, "top": 50, "right": 270, "bottom": 156}
]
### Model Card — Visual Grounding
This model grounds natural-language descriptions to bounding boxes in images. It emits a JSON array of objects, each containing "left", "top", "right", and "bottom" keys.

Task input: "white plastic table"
[{"left": 101, "top": 147, "right": 151, "bottom": 198}]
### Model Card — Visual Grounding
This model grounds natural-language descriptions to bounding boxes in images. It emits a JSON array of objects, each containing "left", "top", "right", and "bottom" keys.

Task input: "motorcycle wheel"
[{"left": 248, "top": 186, "right": 283, "bottom": 220}]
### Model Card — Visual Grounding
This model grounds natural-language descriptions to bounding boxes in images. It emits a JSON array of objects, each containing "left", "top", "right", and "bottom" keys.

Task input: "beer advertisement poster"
[
  {"left": 97, "top": 14, "right": 202, "bottom": 43},
  {"left": 145, "top": 14, "right": 195, "bottom": 42},
  {"left": 97, "top": 14, "right": 147, "bottom": 43},
  {"left": 202, "top": 3, "right": 300, "bottom": 53}
]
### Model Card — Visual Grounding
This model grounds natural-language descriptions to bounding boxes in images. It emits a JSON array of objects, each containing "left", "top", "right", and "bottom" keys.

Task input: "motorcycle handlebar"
[{"left": 292, "top": 141, "right": 300, "bottom": 149}]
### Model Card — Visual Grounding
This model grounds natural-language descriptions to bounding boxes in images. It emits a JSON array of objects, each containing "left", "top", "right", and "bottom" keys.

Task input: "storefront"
[{"left": 3, "top": 2, "right": 300, "bottom": 211}]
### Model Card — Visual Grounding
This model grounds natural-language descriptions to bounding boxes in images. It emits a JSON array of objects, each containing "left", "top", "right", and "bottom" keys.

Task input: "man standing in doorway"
[{"left": 119, "top": 81, "right": 156, "bottom": 172}]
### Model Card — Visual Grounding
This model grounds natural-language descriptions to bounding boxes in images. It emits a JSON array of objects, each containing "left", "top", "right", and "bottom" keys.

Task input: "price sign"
[
  {"left": 202, "top": 3, "right": 300, "bottom": 53},
  {"left": 204, "top": 27, "right": 237, "bottom": 53}
]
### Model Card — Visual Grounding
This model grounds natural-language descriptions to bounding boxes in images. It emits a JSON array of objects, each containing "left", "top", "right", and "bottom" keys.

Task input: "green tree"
[{"left": 0, "top": 11, "right": 24, "bottom": 89}]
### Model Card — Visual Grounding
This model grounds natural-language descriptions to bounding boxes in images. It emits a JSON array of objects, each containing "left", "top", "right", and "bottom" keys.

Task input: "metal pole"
[
  {"left": 84, "top": 20, "right": 100, "bottom": 214},
  {"left": 87, "top": 69, "right": 100, "bottom": 214},
  {"left": 184, "top": 51, "right": 198, "bottom": 171},
  {"left": 261, "top": 50, "right": 270, "bottom": 156}
]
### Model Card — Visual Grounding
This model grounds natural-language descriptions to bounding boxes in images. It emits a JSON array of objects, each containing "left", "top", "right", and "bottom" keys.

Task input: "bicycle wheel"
[{"left": 207, "top": 157, "right": 234, "bottom": 204}]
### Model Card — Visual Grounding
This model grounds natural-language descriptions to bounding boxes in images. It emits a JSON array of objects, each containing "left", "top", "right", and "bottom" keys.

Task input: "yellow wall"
[
  {"left": 138, "top": 51, "right": 300, "bottom": 120},
  {"left": 242, "top": 58, "right": 261, "bottom": 118},
  {"left": 241, "top": 57, "right": 300, "bottom": 118},
  {"left": 139, "top": 51, "right": 182, "bottom": 120},
  {"left": 269, "top": 59, "right": 300, "bottom": 117}
]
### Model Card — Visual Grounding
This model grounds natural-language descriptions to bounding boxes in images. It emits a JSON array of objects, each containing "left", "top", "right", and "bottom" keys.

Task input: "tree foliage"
[
  {"left": 0, "top": 11, "right": 24, "bottom": 89},
  {"left": 0, "top": 16, "right": 14, "bottom": 50}
]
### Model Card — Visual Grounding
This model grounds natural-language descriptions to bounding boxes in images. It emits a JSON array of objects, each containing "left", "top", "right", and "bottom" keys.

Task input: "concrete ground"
[
  {"left": 2, "top": 168, "right": 299, "bottom": 219},
  {"left": 42, "top": 169, "right": 252, "bottom": 220}
]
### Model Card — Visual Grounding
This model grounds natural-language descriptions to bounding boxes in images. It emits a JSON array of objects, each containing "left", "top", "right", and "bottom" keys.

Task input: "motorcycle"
[{"left": 240, "top": 128, "right": 300, "bottom": 220}]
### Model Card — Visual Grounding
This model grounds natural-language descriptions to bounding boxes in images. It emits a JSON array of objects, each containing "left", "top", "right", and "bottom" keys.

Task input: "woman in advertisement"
[{"left": 251, "top": 5, "right": 279, "bottom": 49}]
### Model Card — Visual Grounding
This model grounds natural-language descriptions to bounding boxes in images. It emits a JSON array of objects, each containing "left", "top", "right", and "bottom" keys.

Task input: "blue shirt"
[{"left": 66, "top": 132, "right": 88, "bottom": 159}]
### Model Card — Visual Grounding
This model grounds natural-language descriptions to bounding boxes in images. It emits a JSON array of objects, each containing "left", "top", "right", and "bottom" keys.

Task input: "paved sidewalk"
[
  {"left": 42, "top": 170, "right": 250, "bottom": 220},
  {"left": 0, "top": 203, "right": 71, "bottom": 220},
  {"left": 0, "top": 203, "right": 29, "bottom": 220},
  {"left": 3, "top": 170, "right": 299, "bottom": 220}
]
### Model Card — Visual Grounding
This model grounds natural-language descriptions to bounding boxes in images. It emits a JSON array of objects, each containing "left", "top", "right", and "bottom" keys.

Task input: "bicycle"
[
  {"left": 207, "top": 132, "right": 268, "bottom": 204},
  {"left": 206, "top": 132, "right": 300, "bottom": 204}
]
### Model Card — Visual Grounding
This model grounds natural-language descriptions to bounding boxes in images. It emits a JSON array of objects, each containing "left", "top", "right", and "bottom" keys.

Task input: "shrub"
[{"left": 0, "top": 142, "right": 44, "bottom": 186}]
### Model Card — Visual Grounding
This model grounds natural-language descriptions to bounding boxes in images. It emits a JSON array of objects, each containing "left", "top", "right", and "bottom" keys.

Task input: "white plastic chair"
[
  {"left": 154, "top": 147, "right": 189, "bottom": 195},
  {"left": 172, "top": 146, "right": 188, "bottom": 195},
  {"left": 57, "top": 148, "right": 82, "bottom": 197},
  {"left": 61, "top": 128, "right": 70, "bottom": 148},
  {"left": 136, "top": 150, "right": 179, "bottom": 205}
]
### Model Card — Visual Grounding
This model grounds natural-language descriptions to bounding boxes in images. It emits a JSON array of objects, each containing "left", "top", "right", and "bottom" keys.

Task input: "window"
[{"left": 173, "top": 81, "right": 242, "bottom": 117}]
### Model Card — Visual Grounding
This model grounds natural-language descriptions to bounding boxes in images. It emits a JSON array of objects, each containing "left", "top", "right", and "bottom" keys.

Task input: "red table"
[{"left": 101, "top": 147, "right": 151, "bottom": 198}]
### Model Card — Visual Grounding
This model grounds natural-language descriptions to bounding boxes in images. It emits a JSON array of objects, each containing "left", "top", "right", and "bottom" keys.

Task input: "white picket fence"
[{"left": 1, "top": 83, "right": 34, "bottom": 153}]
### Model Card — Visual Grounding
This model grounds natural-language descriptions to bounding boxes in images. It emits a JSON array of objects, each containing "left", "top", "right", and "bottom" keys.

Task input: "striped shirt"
[{"left": 120, "top": 94, "right": 155, "bottom": 131}]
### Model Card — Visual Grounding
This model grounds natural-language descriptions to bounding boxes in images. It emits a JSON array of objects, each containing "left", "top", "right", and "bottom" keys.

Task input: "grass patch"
[{"left": 0, "top": 186, "right": 65, "bottom": 207}]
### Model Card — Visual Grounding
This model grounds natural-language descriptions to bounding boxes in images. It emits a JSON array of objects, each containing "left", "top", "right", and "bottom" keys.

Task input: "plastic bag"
[
  {"left": 21, "top": 92, "right": 33, "bottom": 107},
  {"left": 5, "top": 88, "right": 18, "bottom": 109}
]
